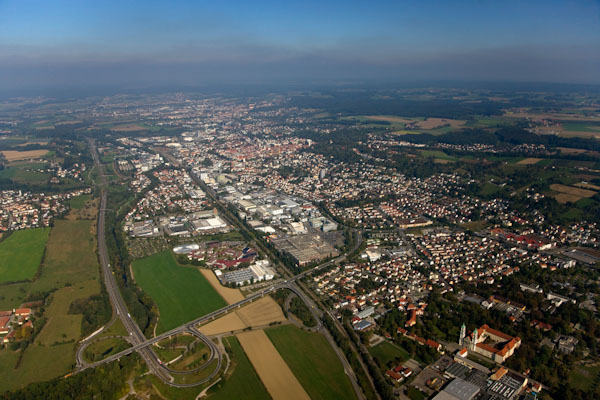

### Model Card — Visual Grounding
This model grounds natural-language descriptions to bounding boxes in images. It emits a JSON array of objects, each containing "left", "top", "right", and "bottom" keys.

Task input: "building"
[
  {"left": 433, "top": 378, "right": 481, "bottom": 400},
  {"left": 461, "top": 323, "right": 521, "bottom": 363}
]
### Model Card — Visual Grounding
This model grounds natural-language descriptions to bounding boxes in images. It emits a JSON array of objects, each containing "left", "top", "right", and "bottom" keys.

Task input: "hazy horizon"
[{"left": 1, "top": 0, "right": 599, "bottom": 92}]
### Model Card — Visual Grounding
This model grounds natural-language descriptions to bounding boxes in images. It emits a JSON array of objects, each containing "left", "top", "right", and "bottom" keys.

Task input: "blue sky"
[{"left": 1, "top": 0, "right": 599, "bottom": 89}]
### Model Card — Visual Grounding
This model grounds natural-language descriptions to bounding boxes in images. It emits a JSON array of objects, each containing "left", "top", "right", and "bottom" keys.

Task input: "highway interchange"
[{"left": 75, "top": 141, "right": 364, "bottom": 393}]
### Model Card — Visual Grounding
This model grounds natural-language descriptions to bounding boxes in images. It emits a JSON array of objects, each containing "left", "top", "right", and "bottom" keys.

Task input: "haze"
[{"left": 1, "top": 0, "right": 599, "bottom": 92}]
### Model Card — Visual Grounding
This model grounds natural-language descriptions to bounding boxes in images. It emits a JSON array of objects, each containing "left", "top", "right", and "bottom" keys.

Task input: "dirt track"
[{"left": 237, "top": 330, "right": 310, "bottom": 400}]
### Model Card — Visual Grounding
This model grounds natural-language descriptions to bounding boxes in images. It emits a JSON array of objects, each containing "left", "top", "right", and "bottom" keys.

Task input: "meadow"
[
  {"left": 208, "top": 336, "right": 270, "bottom": 400},
  {"left": 369, "top": 340, "right": 410, "bottom": 367},
  {"left": 0, "top": 227, "right": 50, "bottom": 283},
  {"left": 0, "top": 219, "right": 102, "bottom": 390},
  {"left": 132, "top": 251, "right": 227, "bottom": 333},
  {"left": 266, "top": 324, "right": 357, "bottom": 400}
]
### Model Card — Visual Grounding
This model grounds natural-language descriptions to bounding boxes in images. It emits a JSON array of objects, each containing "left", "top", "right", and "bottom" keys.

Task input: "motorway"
[
  {"left": 76, "top": 140, "right": 222, "bottom": 388},
  {"left": 78, "top": 143, "right": 365, "bottom": 394}
]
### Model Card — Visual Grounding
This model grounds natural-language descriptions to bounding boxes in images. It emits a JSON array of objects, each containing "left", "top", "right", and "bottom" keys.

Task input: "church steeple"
[{"left": 459, "top": 323, "right": 466, "bottom": 346}]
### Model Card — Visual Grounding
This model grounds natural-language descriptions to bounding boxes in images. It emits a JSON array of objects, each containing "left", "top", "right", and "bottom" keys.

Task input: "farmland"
[
  {"left": 199, "top": 269, "right": 245, "bottom": 304},
  {"left": 132, "top": 251, "right": 227, "bottom": 334},
  {"left": 0, "top": 161, "right": 50, "bottom": 184},
  {"left": 549, "top": 184, "right": 597, "bottom": 204},
  {"left": 0, "top": 219, "right": 102, "bottom": 390},
  {"left": 0, "top": 227, "right": 50, "bottom": 283},
  {"left": 0, "top": 149, "right": 49, "bottom": 162},
  {"left": 266, "top": 325, "right": 357, "bottom": 400},
  {"left": 237, "top": 329, "right": 310, "bottom": 400},
  {"left": 198, "top": 296, "right": 286, "bottom": 336},
  {"left": 69, "top": 194, "right": 92, "bottom": 209},
  {"left": 208, "top": 336, "right": 270, "bottom": 400}
]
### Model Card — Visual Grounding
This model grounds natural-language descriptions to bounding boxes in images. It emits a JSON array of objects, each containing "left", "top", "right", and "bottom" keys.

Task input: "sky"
[{"left": 0, "top": 0, "right": 599, "bottom": 92}]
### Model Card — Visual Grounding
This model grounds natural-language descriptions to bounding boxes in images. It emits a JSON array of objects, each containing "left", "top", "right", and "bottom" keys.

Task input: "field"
[
  {"left": 109, "top": 123, "right": 147, "bottom": 132},
  {"left": 416, "top": 117, "right": 465, "bottom": 129},
  {"left": 570, "top": 364, "right": 600, "bottom": 392},
  {"left": 266, "top": 325, "right": 357, "bottom": 400},
  {"left": 549, "top": 184, "right": 597, "bottom": 204},
  {"left": 369, "top": 340, "right": 410, "bottom": 366},
  {"left": 199, "top": 269, "right": 245, "bottom": 304},
  {"left": 0, "top": 161, "right": 50, "bottom": 184},
  {"left": 69, "top": 194, "right": 92, "bottom": 209},
  {"left": 0, "top": 219, "right": 102, "bottom": 390},
  {"left": 362, "top": 115, "right": 414, "bottom": 123},
  {"left": 0, "top": 228, "right": 50, "bottom": 283},
  {"left": 516, "top": 157, "right": 542, "bottom": 165},
  {"left": 132, "top": 251, "right": 227, "bottom": 334},
  {"left": 208, "top": 336, "right": 270, "bottom": 400},
  {"left": 199, "top": 296, "right": 286, "bottom": 336},
  {"left": 237, "top": 329, "right": 310, "bottom": 400},
  {"left": 420, "top": 149, "right": 457, "bottom": 161},
  {"left": 0, "top": 149, "right": 49, "bottom": 162}
]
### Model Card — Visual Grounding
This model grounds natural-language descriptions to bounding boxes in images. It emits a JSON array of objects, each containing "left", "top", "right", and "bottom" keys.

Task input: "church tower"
[
  {"left": 471, "top": 328, "right": 478, "bottom": 351},
  {"left": 459, "top": 323, "right": 466, "bottom": 346}
]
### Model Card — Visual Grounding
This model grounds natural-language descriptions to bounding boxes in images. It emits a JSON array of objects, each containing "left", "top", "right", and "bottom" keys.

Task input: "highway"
[
  {"left": 78, "top": 142, "right": 365, "bottom": 393},
  {"left": 77, "top": 140, "right": 222, "bottom": 387}
]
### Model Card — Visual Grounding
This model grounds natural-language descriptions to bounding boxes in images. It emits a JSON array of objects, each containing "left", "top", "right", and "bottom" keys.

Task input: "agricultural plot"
[
  {"left": 237, "top": 329, "right": 310, "bottom": 400},
  {"left": 0, "top": 149, "right": 49, "bottom": 162},
  {"left": 199, "top": 269, "right": 245, "bottom": 304},
  {"left": 199, "top": 296, "right": 286, "bottom": 336},
  {"left": 0, "top": 162, "right": 51, "bottom": 184},
  {"left": 0, "top": 219, "right": 102, "bottom": 390},
  {"left": 0, "top": 227, "right": 50, "bottom": 283},
  {"left": 549, "top": 184, "right": 597, "bottom": 204},
  {"left": 132, "top": 251, "right": 226, "bottom": 333},
  {"left": 208, "top": 336, "right": 270, "bottom": 400},
  {"left": 266, "top": 325, "right": 357, "bottom": 400},
  {"left": 69, "top": 194, "right": 92, "bottom": 209},
  {"left": 516, "top": 157, "right": 542, "bottom": 165}
]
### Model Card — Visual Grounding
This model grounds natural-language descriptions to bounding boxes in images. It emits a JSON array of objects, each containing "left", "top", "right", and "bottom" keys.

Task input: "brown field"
[
  {"left": 110, "top": 124, "right": 146, "bottom": 132},
  {"left": 505, "top": 111, "right": 600, "bottom": 122},
  {"left": 55, "top": 120, "right": 83, "bottom": 125},
  {"left": 237, "top": 330, "right": 310, "bottom": 400},
  {"left": 199, "top": 269, "right": 244, "bottom": 304},
  {"left": 575, "top": 182, "right": 600, "bottom": 191},
  {"left": 434, "top": 158, "right": 453, "bottom": 164},
  {"left": 517, "top": 158, "right": 542, "bottom": 165},
  {"left": 550, "top": 184, "right": 597, "bottom": 198},
  {"left": 363, "top": 115, "right": 414, "bottom": 123},
  {"left": 416, "top": 117, "right": 465, "bottom": 129},
  {"left": 553, "top": 193, "right": 582, "bottom": 204},
  {"left": 198, "top": 296, "right": 286, "bottom": 336},
  {"left": 1, "top": 149, "right": 48, "bottom": 161},
  {"left": 16, "top": 141, "right": 49, "bottom": 147},
  {"left": 559, "top": 130, "right": 600, "bottom": 139}
]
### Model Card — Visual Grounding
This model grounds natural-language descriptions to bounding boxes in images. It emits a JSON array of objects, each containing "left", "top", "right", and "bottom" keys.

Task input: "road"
[
  {"left": 77, "top": 140, "right": 221, "bottom": 388},
  {"left": 80, "top": 143, "right": 366, "bottom": 394}
]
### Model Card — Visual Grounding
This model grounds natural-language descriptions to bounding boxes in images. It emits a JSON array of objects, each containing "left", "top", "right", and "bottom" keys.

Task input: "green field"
[
  {"left": 0, "top": 162, "right": 51, "bottom": 184},
  {"left": 0, "top": 227, "right": 50, "bottom": 283},
  {"left": 570, "top": 364, "right": 600, "bottom": 392},
  {"left": 208, "top": 336, "right": 270, "bottom": 400},
  {"left": 266, "top": 325, "right": 357, "bottom": 400},
  {"left": 0, "top": 219, "right": 102, "bottom": 390},
  {"left": 132, "top": 251, "right": 226, "bottom": 333},
  {"left": 69, "top": 194, "right": 92, "bottom": 209},
  {"left": 369, "top": 340, "right": 410, "bottom": 367},
  {"left": 419, "top": 149, "right": 457, "bottom": 161},
  {"left": 562, "top": 123, "right": 600, "bottom": 133},
  {"left": 84, "top": 337, "right": 131, "bottom": 362}
]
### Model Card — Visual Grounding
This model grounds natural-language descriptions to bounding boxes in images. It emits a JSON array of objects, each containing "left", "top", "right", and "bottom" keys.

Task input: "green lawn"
[
  {"left": 83, "top": 337, "right": 131, "bottom": 362},
  {"left": 209, "top": 336, "right": 270, "bottom": 400},
  {"left": 0, "top": 227, "right": 50, "bottom": 283},
  {"left": 69, "top": 194, "right": 92, "bottom": 209},
  {"left": 132, "top": 251, "right": 226, "bottom": 333},
  {"left": 570, "top": 364, "right": 600, "bottom": 392},
  {"left": 369, "top": 340, "right": 410, "bottom": 367},
  {"left": 266, "top": 325, "right": 357, "bottom": 400}
]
